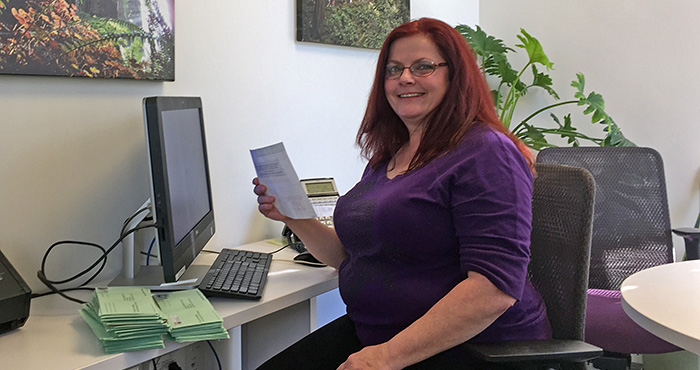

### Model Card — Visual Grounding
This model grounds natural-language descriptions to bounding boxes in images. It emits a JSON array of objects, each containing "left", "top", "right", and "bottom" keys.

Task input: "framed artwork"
[
  {"left": 0, "top": 0, "right": 174, "bottom": 80},
  {"left": 296, "top": 0, "right": 410, "bottom": 49}
]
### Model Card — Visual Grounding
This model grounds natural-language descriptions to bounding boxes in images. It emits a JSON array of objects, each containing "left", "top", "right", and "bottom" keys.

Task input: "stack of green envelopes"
[
  {"left": 80, "top": 287, "right": 229, "bottom": 354},
  {"left": 80, "top": 287, "right": 169, "bottom": 353},
  {"left": 153, "top": 289, "right": 229, "bottom": 342}
]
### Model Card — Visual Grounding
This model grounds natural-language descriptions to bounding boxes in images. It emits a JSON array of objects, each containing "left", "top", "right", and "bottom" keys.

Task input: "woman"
[{"left": 253, "top": 18, "right": 550, "bottom": 369}]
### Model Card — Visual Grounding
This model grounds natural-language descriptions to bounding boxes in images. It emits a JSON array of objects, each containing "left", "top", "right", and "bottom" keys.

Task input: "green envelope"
[{"left": 154, "top": 289, "right": 229, "bottom": 342}]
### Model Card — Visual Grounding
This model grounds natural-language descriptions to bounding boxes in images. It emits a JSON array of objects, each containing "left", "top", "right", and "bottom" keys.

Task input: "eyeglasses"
[{"left": 384, "top": 61, "right": 448, "bottom": 80}]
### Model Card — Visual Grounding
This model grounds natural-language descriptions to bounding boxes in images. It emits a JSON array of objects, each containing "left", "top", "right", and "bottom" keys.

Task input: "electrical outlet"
[
  {"left": 184, "top": 343, "right": 204, "bottom": 370},
  {"left": 137, "top": 343, "right": 203, "bottom": 370},
  {"left": 155, "top": 353, "right": 177, "bottom": 370},
  {"left": 137, "top": 352, "right": 173, "bottom": 370}
]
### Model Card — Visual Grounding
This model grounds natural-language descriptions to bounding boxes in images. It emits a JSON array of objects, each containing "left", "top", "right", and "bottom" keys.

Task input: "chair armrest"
[
  {"left": 462, "top": 339, "right": 602, "bottom": 364},
  {"left": 672, "top": 227, "right": 700, "bottom": 238},
  {"left": 673, "top": 228, "right": 700, "bottom": 260}
]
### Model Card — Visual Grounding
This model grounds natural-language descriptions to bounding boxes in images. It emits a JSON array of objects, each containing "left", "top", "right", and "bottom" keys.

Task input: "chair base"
[{"left": 589, "top": 352, "right": 632, "bottom": 370}]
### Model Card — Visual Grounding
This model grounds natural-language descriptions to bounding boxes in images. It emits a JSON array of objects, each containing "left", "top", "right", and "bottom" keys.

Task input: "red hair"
[{"left": 356, "top": 18, "right": 534, "bottom": 172}]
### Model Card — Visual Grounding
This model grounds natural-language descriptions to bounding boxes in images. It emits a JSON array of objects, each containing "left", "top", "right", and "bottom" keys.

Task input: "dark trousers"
[{"left": 256, "top": 315, "right": 497, "bottom": 370}]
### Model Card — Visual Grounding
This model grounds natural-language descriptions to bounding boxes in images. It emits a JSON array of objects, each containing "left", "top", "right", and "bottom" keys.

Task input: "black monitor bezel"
[{"left": 143, "top": 96, "right": 215, "bottom": 283}]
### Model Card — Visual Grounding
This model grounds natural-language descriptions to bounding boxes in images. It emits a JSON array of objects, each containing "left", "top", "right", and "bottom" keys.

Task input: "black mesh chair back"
[
  {"left": 537, "top": 147, "right": 674, "bottom": 290},
  {"left": 463, "top": 164, "right": 600, "bottom": 370},
  {"left": 529, "top": 164, "right": 595, "bottom": 344}
]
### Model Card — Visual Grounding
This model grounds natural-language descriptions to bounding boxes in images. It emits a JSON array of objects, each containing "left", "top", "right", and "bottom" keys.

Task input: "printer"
[{"left": 0, "top": 249, "right": 31, "bottom": 334}]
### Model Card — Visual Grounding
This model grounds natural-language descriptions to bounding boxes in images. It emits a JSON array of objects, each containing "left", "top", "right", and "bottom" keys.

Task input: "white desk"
[
  {"left": 621, "top": 259, "right": 700, "bottom": 355},
  {"left": 0, "top": 241, "right": 339, "bottom": 370}
]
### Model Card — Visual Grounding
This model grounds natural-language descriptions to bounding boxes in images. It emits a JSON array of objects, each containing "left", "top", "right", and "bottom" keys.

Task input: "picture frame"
[
  {"left": 296, "top": 0, "right": 410, "bottom": 50},
  {"left": 0, "top": 0, "right": 174, "bottom": 81}
]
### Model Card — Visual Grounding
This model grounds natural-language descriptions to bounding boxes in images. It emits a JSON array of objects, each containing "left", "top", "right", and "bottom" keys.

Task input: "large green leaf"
[
  {"left": 581, "top": 92, "right": 607, "bottom": 123},
  {"left": 571, "top": 73, "right": 587, "bottom": 99},
  {"left": 515, "top": 29, "right": 553, "bottom": 69},
  {"left": 530, "top": 65, "right": 559, "bottom": 99},
  {"left": 518, "top": 124, "right": 550, "bottom": 150},
  {"left": 572, "top": 73, "right": 608, "bottom": 123},
  {"left": 551, "top": 114, "right": 580, "bottom": 145},
  {"left": 602, "top": 122, "right": 636, "bottom": 147},
  {"left": 456, "top": 25, "right": 512, "bottom": 59}
]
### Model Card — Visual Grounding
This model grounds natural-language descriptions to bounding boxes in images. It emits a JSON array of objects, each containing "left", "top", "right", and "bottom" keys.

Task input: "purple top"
[{"left": 333, "top": 125, "right": 551, "bottom": 346}]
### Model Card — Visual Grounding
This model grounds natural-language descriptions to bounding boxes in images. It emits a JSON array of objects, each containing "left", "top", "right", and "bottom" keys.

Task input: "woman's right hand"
[
  {"left": 254, "top": 177, "right": 347, "bottom": 268},
  {"left": 252, "top": 177, "right": 290, "bottom": 222}
]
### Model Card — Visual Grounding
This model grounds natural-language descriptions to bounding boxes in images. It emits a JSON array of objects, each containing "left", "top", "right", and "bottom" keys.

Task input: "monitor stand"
[
  {"left": 109, "top": 265, "right": 201, "bottom": 291},
  {"left": 108, "top": 199, "right": 201, "bottom": 291}
]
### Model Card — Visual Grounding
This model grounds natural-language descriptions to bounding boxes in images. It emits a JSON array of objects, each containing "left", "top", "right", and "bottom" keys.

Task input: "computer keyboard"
[{"left": 198, "top": 248, "right": 272, "bottom": 300}]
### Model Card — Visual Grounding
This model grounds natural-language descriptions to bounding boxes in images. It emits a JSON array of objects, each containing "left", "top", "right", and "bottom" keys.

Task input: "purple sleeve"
[{"left": 452, "top": 132, "right": 533, "bottom": 300}]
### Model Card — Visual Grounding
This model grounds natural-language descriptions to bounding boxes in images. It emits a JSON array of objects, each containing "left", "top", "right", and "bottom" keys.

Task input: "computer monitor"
[
  {"left": 145, "top": 96, "right": 215, "bottom": 283},
  {"left": 111, "top": 96, "right": 215, "bottom": 288}
]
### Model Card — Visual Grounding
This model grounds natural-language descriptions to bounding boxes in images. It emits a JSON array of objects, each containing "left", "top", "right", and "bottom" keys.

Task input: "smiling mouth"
[{"left": 398, "top": 93, "right": 424, "bottom": 98}]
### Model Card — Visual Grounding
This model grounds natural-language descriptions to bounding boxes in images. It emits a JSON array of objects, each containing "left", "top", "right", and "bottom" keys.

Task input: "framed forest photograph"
[
  {"left": 296, "top": 0, "right": 410, "bottom": 49},
  {"left": 0, "top": 0, "right": 174, "bottom": 80}
]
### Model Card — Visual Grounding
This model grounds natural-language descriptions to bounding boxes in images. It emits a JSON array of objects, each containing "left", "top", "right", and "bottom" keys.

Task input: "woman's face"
[{"left": 384, "top": 34, "right": 449, "bottom": 130}]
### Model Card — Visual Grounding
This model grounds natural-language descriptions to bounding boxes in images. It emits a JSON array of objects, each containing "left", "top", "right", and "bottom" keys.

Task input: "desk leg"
[{"left": 241, "top": 300, "right": 313, "bottom": 370}]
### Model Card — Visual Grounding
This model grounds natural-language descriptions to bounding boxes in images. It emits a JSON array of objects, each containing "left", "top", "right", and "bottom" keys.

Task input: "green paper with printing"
[
  {"left": 80, "top": 287, "right": 169, "bottom": 353},
  {"left": 92, "top": 287, "right": 164, "bottom": 320},
  {"left": 80, "top": 308, "right": 165, "bottom": 353},
  {"left": 154, "top": 289, "right": 229, "bottom": 342}
]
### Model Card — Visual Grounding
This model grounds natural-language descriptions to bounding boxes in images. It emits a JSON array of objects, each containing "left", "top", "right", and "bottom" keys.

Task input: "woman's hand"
[
  {"left": 337, "top": 344, "right": 396, "bottom": 370},
  {"left": 253, "top": 178, "right": 347, "bottom": 268},
  {"left": 252, "top": 177, "right": 290, "bottom": 222}
]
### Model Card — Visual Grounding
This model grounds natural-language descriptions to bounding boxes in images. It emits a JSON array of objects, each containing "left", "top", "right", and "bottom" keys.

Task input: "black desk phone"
[{"left": 283, "top": 178, "right": 338, "bottom": 253}]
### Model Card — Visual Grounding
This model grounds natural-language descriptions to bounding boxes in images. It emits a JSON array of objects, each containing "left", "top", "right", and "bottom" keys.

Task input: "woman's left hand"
[{"left": 337, "top": 344, "right": 397, "bottom": 370}]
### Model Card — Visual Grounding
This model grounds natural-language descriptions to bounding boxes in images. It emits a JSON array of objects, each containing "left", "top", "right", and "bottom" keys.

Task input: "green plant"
[{"left": 456, "top": 25, "right": 635, "bottom": 150}]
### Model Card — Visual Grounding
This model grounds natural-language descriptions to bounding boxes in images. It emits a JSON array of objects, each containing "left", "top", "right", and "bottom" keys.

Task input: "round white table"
[{"left": 621, "top": 259, "right": 700, "bottom": 355}]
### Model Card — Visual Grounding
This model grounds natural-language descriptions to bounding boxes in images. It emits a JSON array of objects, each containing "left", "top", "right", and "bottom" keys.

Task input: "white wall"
[
  {"left": 0, "top": 2, "right": 477, "bottom": 293},
  {"left": 6, "top": 0, "right": 696, "bottom": 298},
  {"left": 480, "top": 0, "right": 700, "bottom": 259}
]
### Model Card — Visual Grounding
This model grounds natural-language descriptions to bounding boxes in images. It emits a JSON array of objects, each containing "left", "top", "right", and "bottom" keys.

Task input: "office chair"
[
  {"left": 464, "top": 163, "right": 601, "bottom": 370},
  {"left": 536, "top": 147, "right": 682, "bottom": 370}
]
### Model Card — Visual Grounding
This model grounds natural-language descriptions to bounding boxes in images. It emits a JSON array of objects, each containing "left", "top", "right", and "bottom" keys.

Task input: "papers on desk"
[
  {"left": 80, "top": 287, "right": 168, "bottom": 353},
  {"left": 80, "top": 287, "right": 229, "bottom": 354},
  {"left": 154, "top": 289, "right": 229, "bottom": 342}
]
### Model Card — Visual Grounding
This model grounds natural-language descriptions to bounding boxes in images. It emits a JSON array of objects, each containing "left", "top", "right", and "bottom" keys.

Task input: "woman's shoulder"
[
  {"left": 454, "top": 124, "right": 521, "bottom": 158},
  {"left": 434, "top": 124, "right": 532, "bottom": 182}
]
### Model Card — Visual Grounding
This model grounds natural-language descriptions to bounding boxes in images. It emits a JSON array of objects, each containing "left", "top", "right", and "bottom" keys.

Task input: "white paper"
[{"left": 250, "top": 142, "right": 317, "bottom": 219}]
